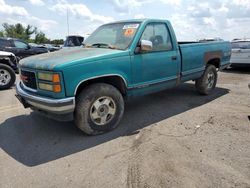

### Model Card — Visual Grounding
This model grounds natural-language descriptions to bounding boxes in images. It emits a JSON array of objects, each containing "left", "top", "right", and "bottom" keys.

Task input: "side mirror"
[{"left": 140, "top": 40, "right": 153, "bottom": 52}]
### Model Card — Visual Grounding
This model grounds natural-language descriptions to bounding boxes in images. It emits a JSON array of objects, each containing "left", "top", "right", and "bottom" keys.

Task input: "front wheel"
[
  {"left": 195, "top": 65, "right": 217, "bottom": 95},
  {"left": 0, "top": 64, "right": 16, "bottom": 90},
  {"left": 74, "top": 83, "right": 124, "bottom": 135}
]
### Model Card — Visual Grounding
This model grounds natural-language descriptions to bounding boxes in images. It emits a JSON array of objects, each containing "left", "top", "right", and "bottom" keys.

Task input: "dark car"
[
  {"left": 0, "top": 37, "right": 49, "bottom": 60},
  {"left": 42, "top": 44, "right": 60, "bottom": 52},
  {"left": 29, "top": 43, "right": 60, "bottom": 52},
  {"left": 63, "top": 35, "right": 84, "bottom": 47}
]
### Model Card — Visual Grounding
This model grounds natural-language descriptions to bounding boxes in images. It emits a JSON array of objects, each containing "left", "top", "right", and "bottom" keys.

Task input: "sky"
[{"left": 0, "top": 0, "right": 250, "bottom": 41}]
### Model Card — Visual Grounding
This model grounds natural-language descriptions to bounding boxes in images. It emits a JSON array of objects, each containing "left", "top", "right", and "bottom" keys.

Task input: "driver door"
[{"left": 132, "top": 23, "right": 179, "bottom": 90}]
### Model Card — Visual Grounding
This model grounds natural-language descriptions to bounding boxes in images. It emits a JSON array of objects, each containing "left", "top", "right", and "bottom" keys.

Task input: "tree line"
[{"left": 0, "top": 23, "right": 64, "bottom": 45}]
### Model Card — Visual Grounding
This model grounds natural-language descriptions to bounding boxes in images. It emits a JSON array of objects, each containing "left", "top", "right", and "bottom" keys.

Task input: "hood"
[
  {"left": 19, "top": 47, "right": 128, "bottom": 70},
  {"left": 0, "top": 51, "right": 15, "bottom": 57}
]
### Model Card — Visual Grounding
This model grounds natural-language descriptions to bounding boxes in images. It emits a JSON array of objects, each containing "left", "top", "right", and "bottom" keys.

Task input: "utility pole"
[{"left": 67, "top": 7, "right": 69, "bottom": 36}]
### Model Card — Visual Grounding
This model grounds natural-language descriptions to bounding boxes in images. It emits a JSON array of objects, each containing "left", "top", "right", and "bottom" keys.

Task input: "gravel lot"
[{"left": 0, "top": 68, "right": 249, "bottom": 188}]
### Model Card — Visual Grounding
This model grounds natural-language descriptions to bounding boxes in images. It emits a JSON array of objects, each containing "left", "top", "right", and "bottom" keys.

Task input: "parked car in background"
[
  {"left": 0, "top": 51, "right": 17, "bottom": 89},
  {"left": 0, "top": 37, "right": 48, "bottom": 60},
  {"left": 230, "top": 39, "right": 250, "bottom": 67},
  {"left": 29, "top": 43, "right": 60, "bottom": 52},
  {"left": 16, "top": 19, "right": 231, "bottom": 135},
  {"left": 42, "top": 44, "right": 60, "bottom": 52},
  {"left": 199, "top": 38, "right": 224, "bottom": 42},
  {"left": 63, "top": 35, "right": 84, "bottom": 47},
  {"left": 28, "top": 43, "right": 44, "bottom": 48}
]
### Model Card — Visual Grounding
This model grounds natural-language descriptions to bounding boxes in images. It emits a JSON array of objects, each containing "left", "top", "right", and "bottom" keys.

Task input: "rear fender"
[{"left": 204, "top": 51, "right": 222, "bottom": 68}]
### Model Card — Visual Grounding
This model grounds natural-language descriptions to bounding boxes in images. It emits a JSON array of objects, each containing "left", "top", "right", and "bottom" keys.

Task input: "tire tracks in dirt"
[{"left": 126, "top": 129, "right": 154, "bottom": 188}]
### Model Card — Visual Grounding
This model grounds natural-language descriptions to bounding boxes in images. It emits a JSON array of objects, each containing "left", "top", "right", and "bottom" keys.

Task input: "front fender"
[{"left": 62, "top": 55, "right": 132, "bottom": 97}]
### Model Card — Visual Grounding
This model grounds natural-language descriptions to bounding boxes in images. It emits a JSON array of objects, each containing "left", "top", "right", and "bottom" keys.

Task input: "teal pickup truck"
[{"left": 16, "top": 19, "right": 231, "bottom": 135}]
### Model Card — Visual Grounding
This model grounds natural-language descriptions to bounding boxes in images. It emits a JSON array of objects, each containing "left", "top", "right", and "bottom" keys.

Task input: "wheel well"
[
  {"left": 75, "top": 76, "right": 127, "bottom": 97},
  {"left": 0, "top": 59, "right": 11, "bottom": 67},
  {"left": 207, "top": 58, "right": 220, "bottom": 68}
]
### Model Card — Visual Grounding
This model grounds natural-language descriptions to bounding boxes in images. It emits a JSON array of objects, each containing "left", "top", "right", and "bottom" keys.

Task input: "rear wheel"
[
  {"left": 195, "top": 65, "right": 217, "bottom": 95},
  {"left": 0, "top": 64, "right": 16, "bottom": 90},
  {"left": 74, "top": 83, "right": 124, "bottom": 135}
]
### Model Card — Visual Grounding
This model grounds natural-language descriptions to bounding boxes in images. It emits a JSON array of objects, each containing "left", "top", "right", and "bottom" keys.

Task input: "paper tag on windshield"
[
  {"left": 124, "top": 28, "right": 135, "bottom": 37},
  {"left": 123, "top": 24, "right": 139, "bottom": 30}
]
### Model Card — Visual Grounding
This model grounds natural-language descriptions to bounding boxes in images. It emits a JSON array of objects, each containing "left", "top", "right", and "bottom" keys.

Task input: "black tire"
[
  {"left": 195, "top": 65, "right": 217, "bottom": 95},
  {"left": 74, "top": 83, "right": 124, "bottom": 135},
  {"left": 0, "top": 64, "right": 16, "bottom": 90}
]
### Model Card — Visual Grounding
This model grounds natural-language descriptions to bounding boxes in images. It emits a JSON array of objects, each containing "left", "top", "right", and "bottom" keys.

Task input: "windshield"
[
  {"left": 84, "top": 22, "right": 140, "bottom": 50},
  {"left": 231, "top": 41, "right": 250, "bottom": 49}
]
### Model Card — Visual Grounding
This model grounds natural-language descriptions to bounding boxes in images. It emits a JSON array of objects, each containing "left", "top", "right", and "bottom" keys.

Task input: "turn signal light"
[
  {"left": 52, "top": 74, "right": 60, "bottom": 83},
  {"left": 53, "top": 84, "right": 61, "bottom": 93}
]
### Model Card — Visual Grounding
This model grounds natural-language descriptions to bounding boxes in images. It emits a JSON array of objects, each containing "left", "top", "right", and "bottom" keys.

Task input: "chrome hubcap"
[
  {"left": 206, "top": 72, "right": 215, "bottom": 89},
  {"left": 0, "top": 69, "right": 11, "bottom": 86},
  {"left": 90, "top": 96, "right": 116, "bottom": 125}
]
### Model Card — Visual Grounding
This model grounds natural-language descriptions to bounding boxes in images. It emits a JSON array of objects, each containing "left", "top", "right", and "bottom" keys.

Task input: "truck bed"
[{"left": 178, "top": 41, "right": 231, "bottom": 82}]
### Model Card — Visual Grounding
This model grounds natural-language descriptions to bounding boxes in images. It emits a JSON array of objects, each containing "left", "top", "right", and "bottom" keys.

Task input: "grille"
[{"left": 21, "top": 70, "right": 37, "bottom": 90}]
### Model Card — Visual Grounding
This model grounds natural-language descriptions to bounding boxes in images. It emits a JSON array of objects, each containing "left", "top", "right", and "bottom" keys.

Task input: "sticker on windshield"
[
  {"left": 124, "top": 28, "right": 135, "bottom": 37},
  {"left": 123, "top": 24, "right": 139, "bottom": 30}
]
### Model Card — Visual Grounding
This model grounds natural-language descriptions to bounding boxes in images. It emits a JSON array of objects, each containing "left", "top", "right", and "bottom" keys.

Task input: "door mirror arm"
[
  {"left": 134, "top": 41, "right": 141, "bottom": 54},
  {"left": 135, "top": 40, "right": 153, "bottom": 54}
]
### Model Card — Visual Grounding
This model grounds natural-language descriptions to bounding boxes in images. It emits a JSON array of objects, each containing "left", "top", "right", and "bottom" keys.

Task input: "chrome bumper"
[{"left": 16, "top": 82, "right": 75, "bottom": 114}]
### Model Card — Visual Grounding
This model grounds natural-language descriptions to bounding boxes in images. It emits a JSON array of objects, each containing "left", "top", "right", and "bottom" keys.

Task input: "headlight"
[
  {"left": 38, "top": 72, "right": 62, "bottom": 93},
  {"left": 38, "top": 72, "right": 60, "bottom": 82}
]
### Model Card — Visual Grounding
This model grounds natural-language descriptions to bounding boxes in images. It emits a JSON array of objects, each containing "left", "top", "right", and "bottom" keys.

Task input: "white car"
[{"left": 230, "top": 39, "right": 250, "bottom": 67}]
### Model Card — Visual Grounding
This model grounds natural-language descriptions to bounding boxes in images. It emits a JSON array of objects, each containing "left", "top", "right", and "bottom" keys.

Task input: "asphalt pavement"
[{"left": 0, "top": 68, "right": 250, "bottom": 188}]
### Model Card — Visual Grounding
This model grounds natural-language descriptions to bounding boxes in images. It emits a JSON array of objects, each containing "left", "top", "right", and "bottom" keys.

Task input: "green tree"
[
  {"left": 1, "top": 23, "right": 36, "bottom": 41},
  {"left": 34, "top": 31, "right": 49, "bottom": 44},
  {"left": 0, "top": 31, "right": 4, "bottom": 37},
  {"left": 25, "top": 25, "right": 37, "bottom": 40},
  {"left": 51, "top": 39, "right": 64, "bottom": 45},
  {"left": 0, "top": 22, "right": 64, "bottom": 45}
]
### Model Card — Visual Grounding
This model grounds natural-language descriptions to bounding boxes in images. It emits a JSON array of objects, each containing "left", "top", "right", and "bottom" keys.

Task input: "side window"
[
  {"left": 14, "top": 41, "right": 28, "bottom": 49},
  {"left": 0, "top": 39, "right": 11, "bottom": 48},
  {"left": 0, "top": 39, "right": 5, "bottom": 48},
  {"left": 140, "top": 23, "right": 172, "bottom": 52}
]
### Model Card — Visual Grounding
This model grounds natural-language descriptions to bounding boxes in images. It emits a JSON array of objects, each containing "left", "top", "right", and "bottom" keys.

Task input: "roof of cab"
[{"left": 105, "top": 18, "right": 170, "bottom": 25}]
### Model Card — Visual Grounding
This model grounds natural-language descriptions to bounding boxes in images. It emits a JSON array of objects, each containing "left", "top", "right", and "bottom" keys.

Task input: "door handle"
[{"left": 171, "top": 56, "right": 177, "bottom": 60}]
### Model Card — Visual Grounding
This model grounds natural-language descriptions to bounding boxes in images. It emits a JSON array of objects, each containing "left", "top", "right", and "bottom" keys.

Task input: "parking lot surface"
[{"left": 0, "top": 68, "right": 250, "bottom": 188}]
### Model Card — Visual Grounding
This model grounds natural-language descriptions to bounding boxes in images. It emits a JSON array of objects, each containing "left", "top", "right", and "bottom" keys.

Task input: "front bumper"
[
  {"left": 16, "top": 81, "right": 75, "bottom": 115},
  {"left": 230, "top": 62, "right": 250, "bottom": 67}
]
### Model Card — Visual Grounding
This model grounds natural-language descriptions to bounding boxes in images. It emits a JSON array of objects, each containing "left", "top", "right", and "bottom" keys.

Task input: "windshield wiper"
[{"left": 86, "top": 43, "right": 117, "bottom": 49}]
